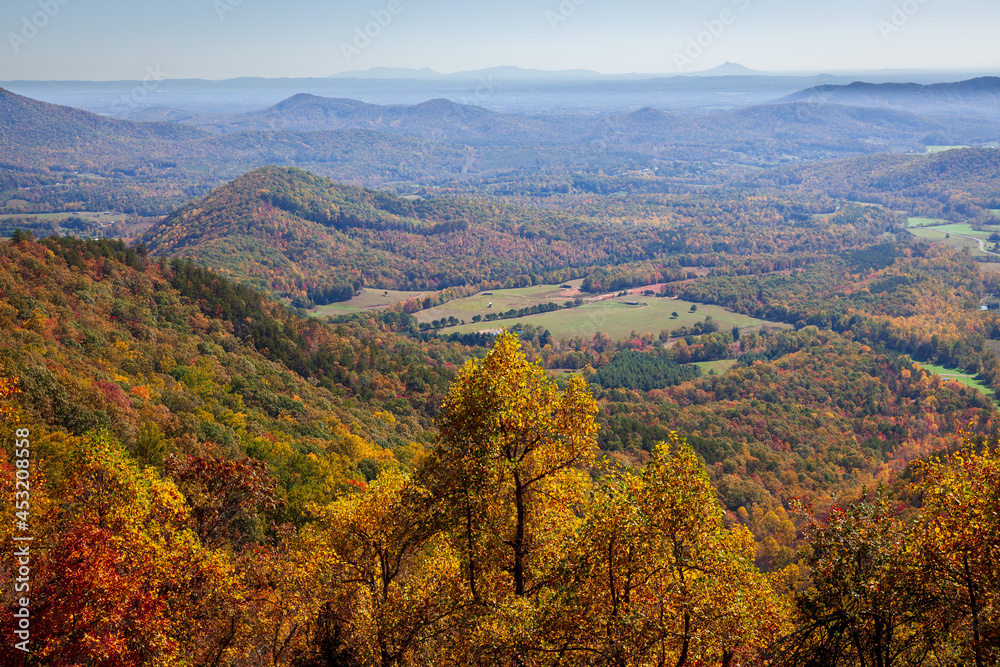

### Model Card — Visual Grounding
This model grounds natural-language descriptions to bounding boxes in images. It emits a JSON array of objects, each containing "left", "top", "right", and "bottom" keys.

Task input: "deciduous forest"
[{"left": 2, "top": 70, "right": 1000, "bottom": 667}]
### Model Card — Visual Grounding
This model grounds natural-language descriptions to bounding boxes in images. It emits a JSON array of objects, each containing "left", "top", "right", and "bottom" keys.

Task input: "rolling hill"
[
  {"left": 604, "top": 102, "right": 1000, "bottom": 158},
  {"left": 0, "top": 87, "right": 209, "bottom": 170},
  {"left": 194, "top": 93, "right": 568, "bottom": 143},
  {"left": 0, "top": 87, "right": 208, "bottom": 147},
  {"left": 761, "top": 146, "right": 1000, "bottom": 222},
  {"left": 138, "top": 166, "right": 658, "bottom": 303},
  {"left": 0, "top": 88, "right": 466, "bottom": 182}
]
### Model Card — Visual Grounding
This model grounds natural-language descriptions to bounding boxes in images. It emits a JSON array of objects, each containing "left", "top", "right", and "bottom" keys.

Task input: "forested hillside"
[
  {"left": 766, "top": 147, "right": 1000, "bottom": 222},
  {"left": 3, "top": 224, "right": 1000, "bottom": 663},
  {"left": 139, "top": 165, "right": 901, "bottom": 305},
  {"left": 0, "top": 235, "right": 472, "bottom": 520}
]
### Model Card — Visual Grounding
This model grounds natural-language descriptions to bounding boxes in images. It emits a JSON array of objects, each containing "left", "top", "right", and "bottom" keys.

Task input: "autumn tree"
[
  {"left": 428, "top": 331, "right": 599, "bottom": 664},
  {"left": 549, "top": 435, "right": 788, "bottom": 667},
  {"left": 777, "top": 490, "right": 941, "bottom": 667},
  {"left": 303, "top": 469, "right": 463, "bottom": 667},
  {"left": 912, "top": 445, "right": 1000, "bottom": 666},
  {"left": 0, "top": 432, "right": 242, "bottom": 666},
  {"left": 166, "top": 452, "right": 284, "bottom": 550}
]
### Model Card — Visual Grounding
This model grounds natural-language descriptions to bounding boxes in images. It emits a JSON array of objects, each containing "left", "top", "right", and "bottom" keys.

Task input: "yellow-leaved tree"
[
  {"left": 546, "top": 434, "right": 790, "bottom": 667},
  {"left": 301, "top": 469, "right": 464, "bottom": 667},
  {"left": 428, "top": 331, "right": 599, "bottom": 665},
  {"left": 913, "top": 444, "right": 1000, "bottom": 667}
]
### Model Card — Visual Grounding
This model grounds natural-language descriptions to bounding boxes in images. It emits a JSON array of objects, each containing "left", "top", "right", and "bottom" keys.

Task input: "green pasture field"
[
  {"left": 427, "top": 286, "right": 786, "bottom": 341},
  {"left": 906, "top": 227, "right": 988, "bottom": 256},
  {"left": 0, "top": 211, "right": 127, "bottom": 223},
  {"left": 976, "top": 262, "right": 1000, "bottom": 274},
  {"left": 925, "top": 145, "right": 970, "bottom": 153},
  {"left": 911, "top": 223, "right": 995, "bottom": 239},
  {"left": 413, "top": 283, "right": 580, "bottom": 325},
  {"left": 915, "top": 362, "right": 996, "bottom": 400},
  {"left": 906, "top": 217, "right": 949, "bottom": 228},
  {"left": 907, "top": 222, "right": 1000, "bottom": 258},
  {"left": 310, "top": 288, "right": 426, "bottom": 317},
  {"left": 692, "top": 359, "right": 737, "bottom": 375}
]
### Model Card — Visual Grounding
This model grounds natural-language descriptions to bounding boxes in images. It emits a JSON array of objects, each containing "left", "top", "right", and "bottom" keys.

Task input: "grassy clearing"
[
  {"left": 0, "top": 211, "right": 127, "bottom": 222},
  {"left": 428, "top": 285, "right": 786, "bottom": 341},
  {"left": 925, "top": 145, "right": 970, "bottom": 153},
  {"left": 907, "top": 222, "right": 1000, "bottom": 257},
  {"left": 906, "top": 218, "right": 950, "bottom": 228},
  {"left": 915, "top": 361, "right": 996, "bottom": 399},
  {"left": 976, "top": 262, "right": 1000, "bottom": 274},
  {"left": 692, "top": 359, "right": 737, "bottom": 375},
  {"left": 310, "top": 288, "right": 426, "bottom": 317},
  {"left": 413, "top": 283, "right": 581, "bottom": 325},
  {"left": 906, "top": 227, "right": 987, "bottom": 256},
  {"left": 914, "top": 223, "right": 994, "bottom": 239}
]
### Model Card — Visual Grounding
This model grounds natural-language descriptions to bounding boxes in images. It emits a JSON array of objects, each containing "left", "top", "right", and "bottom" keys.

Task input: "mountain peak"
[{"left": 691, "top": 62, "right": 762, "bottom": 77}]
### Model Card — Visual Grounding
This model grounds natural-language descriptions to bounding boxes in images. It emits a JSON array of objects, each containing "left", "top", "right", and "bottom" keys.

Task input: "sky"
[{"left": 0, "top": 0, "right": 997, "bottom": 80}]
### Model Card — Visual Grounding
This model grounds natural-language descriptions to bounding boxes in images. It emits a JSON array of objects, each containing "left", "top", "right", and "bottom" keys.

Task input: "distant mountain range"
[
  {"left": 190, "top": 88, "right": 1000, "bottom": 157},
  {"left": 782, "top": 77, "right": 1000, "bottom": 119},
  {"left": 195, "top": 93, "right": 562, "bottom": 143},
  {"left": 2, "top": 81, "right": 998, "bottom": 187},
  {"left": 8, "top": 68, "right": 997, "bottom": 119},
  {"left": 329, "top": 66, "right": 611, "bottom": 81},
  {"left": 0, "top": 87, "right": 466, "bottom": 182}
]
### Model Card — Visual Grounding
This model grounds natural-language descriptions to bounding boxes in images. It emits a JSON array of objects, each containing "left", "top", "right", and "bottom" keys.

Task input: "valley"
[{"left": 2, "top": 66, "right": 1000, "bottom": 665}]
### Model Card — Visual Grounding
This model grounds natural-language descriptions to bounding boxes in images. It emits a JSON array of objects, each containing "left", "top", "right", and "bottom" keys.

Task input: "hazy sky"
[{"left": 0, "top": 0, "right": 996, "bottom": 80}]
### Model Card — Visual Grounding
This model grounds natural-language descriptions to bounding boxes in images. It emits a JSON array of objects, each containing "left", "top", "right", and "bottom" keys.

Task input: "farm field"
[
  {"left": 976, "top": 262, "right": 1000, "bottom": 274},
  {"left": 905, "top": 224, "right": 1000, "bottom": 257},
  {"left": 424, "top": 284, "right": 786, "bottom": 340},
  {"left": 310, "top": 288, "right": 426, "bottom": 317},
  {"left": 905, "top": 217, "right": 949, "bottom": 227},
  {"left": 413, "top": 283, "right": 581, "bottom": 325},
  {"left": 911, "top": 223, "right": 997, "bottom": 239},
  {"left": 925, "top": 145, "right": 970, "bottom": 153},
  {"left": 692, "top": 359, "right": 737, "bottom": 375},
  {"left": 915, "top": 361, "right": 996, "bottom": 400},
  {"left": 906, "top": 227, "right": 983, "bottom": 255},
  {"left": 0, "top": 210, "right": 128, "bottom": 223}
]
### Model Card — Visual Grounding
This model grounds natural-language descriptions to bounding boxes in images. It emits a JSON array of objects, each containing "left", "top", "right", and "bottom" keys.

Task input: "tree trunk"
[
  {"left": 513, "top": 469, "right": 526, "bottom": 597},
  {"left": 965, "top": 554, "right": 985, "bottom": 667}
]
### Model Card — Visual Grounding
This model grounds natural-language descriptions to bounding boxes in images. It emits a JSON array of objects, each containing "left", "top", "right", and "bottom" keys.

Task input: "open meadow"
[
  {"left": 906, "top": 222, "right": 1000, "bottom": 257},
  {"left": 310, "top": 288, "right": 426, "bottom": 317},
  {"left": 418, "top": 282, "right": 786, "bottom": 340},
  {"left": 914, "top": 361, "right": 997, "bottom": 401}
]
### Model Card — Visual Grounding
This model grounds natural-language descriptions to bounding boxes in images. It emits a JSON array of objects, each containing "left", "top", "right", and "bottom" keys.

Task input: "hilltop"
[
  {"left": 198, "top": 93, "right": 559, "bottom": 142},
  {"left": 138, "top": 166, "right": 651, "bottom": 304}
]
